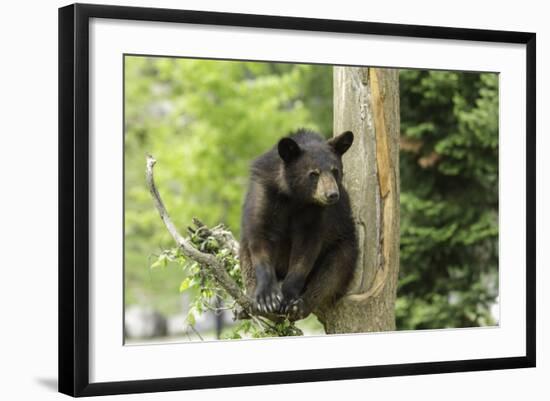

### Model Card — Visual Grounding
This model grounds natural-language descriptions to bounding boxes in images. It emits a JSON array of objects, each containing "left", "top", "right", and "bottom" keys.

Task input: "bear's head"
[{"left": 277, "top": 130, "right": 354, "bottom": 206}]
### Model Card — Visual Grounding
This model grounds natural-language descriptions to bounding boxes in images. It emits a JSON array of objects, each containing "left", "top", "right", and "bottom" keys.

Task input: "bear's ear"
[
  {"left": 278, "top": 137, "right": 302, "bottom": 163},
  {"left": 328, "top": 131, "right": 354, "bottom": 156}
]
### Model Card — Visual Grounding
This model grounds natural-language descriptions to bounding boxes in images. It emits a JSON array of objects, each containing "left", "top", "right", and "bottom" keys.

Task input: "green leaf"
[
  {"left": 150, "top": 254, "right": 168, "bottom": 269},
  {"left": 186, "top": 310, "right": 196, "bottom": 326},
  {"left": 179, "top": 277, "right": 191, "bottom": 292}
]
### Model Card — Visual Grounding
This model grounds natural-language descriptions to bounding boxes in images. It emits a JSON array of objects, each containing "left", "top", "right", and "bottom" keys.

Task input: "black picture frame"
[{"left": 58, "top": 3, "right": 536, "bottom": 397}]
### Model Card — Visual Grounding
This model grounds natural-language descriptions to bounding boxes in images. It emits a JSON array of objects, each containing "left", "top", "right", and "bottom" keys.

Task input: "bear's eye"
[
  {"left": 331, "top": 168, "right": 340, "bottom": 178},
  {"left": 309, "top": 170, "right": 320, "bottom": 180}
]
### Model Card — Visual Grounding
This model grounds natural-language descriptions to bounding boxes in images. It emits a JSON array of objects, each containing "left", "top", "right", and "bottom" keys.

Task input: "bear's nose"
[{"left": 326, "top": 192, "right": 339, "bottom": 203}]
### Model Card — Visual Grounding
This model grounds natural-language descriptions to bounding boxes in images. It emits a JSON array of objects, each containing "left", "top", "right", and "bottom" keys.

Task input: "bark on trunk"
[{"left": 314, "top": 67, "right": 400, "bottom": 334}]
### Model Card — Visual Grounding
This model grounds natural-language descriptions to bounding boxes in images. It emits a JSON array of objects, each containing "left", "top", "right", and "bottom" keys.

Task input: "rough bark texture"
[{"left": 314, "top": 67, "right": 400, "bottom": 334}]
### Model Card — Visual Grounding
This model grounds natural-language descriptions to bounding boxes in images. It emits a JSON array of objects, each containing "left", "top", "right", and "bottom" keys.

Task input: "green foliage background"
[
  {"left": 124, "top": 56, "right": 498, "bottom": 336},
  {"left": 397, "top": 71, "right": 499, "bottom": 329}
]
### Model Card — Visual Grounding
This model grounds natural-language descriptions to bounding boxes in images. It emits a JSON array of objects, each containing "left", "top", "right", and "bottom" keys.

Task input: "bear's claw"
[
  {"left": 254, "top": 287, "right": 283, "bottom": 314},
  {"left": 279, "top": 297, "right": 306, "bottom": 320}
]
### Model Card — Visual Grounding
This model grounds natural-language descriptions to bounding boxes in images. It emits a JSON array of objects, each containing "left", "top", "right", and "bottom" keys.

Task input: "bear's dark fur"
[{"left": 239, "top": 129, "right": 358, "bottom": 321}]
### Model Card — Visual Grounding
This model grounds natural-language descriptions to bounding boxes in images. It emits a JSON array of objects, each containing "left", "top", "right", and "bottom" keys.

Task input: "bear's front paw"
[
  {"left": 280, "top": 297, "right": 308, "bottom": 321},
  {"left": 254, "top": 283, "right": 283, "bottom": 314}
]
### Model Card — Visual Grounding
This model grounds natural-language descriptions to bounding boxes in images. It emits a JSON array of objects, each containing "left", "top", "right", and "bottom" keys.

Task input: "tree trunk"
[{"left": 315, "top": 67, "right": 400, "bottom": 334}]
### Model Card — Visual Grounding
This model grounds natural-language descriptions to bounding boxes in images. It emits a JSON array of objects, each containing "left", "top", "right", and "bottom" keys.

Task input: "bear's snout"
[
  {"left": 326, "top": 191, "right": 340, "bottom": 204},
  {"left": 313, "top": 173, "right": 340, "bottom": 205}
]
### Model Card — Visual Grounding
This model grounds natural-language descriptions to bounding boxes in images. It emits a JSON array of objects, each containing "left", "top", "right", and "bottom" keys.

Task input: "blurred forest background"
[{"left": 124, "top": 56, "right": 499, "bottom": 342}]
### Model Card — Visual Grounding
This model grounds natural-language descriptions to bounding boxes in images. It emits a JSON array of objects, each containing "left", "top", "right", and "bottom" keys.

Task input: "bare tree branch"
[{"left": 145, "top": 154, "right": 282, "bottom": 322}]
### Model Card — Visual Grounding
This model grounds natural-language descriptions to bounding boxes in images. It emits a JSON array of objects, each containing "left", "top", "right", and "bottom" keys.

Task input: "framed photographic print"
[{"left": 58, "top": 3, "right": 536, "bottom": 397}]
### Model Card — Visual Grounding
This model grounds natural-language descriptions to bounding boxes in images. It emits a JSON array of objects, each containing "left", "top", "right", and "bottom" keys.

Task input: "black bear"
[{"left": 239, "top": 129, "right": 358, "bottom": 321}]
